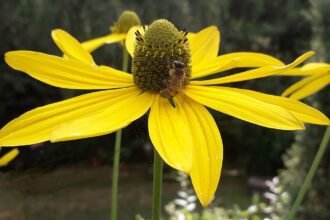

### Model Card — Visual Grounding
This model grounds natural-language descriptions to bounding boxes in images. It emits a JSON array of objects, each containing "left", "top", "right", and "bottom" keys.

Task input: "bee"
[{"left": 160, "top": 60, "right": 187, "bottom": 108}]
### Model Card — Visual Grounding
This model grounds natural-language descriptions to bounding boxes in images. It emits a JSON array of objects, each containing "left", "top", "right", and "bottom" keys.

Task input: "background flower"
[{"left": 81, "top": 10, "right": 141, "bottom": 52}]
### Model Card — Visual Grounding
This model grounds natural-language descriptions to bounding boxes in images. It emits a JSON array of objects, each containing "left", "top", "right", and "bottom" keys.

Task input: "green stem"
[
  {"left": 121, "top": 45, "right": 129, "bottom": 73},
  {"left": 287, "top": 126, "right": 330, "bottom": 220},
  {"left": 152, "top": 150, "right": 164, "bottom": 220},
  {"left": 111, "top": 129, "right": 121, "bottom": 220},
  {"left": 111, "top": 46, "right": 129, "bottom": 220}
]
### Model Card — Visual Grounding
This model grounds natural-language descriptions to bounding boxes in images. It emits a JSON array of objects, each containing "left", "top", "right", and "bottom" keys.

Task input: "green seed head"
[
  {"left": 144, "top": 19, "right": 180, "bottom": 47},
  {"left": 132, "top": 19, "right": 191, "bottom": 92},
  {"left": 111, "top": 10, "right": 141, "bottom": 33}
]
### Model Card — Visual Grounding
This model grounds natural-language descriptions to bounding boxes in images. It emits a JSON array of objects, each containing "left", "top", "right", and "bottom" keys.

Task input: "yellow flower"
[
  {"left": 81, "top": 10, "right": 141, "bottom": 52},
  {"left": 0, "top": 148, "right": 19, "bottom": 167},
  {"left": 280, "top": 63, "right": 330, "bottom": 100},
  {"left": 2, "top": 19, "right": 329, "bottom": 206}
]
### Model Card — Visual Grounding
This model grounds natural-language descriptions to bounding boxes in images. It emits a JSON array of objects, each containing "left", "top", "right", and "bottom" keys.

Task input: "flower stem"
[
  {"left": 121, "top": 45, "right": 129, "bottom": 73},
  {"left": 111, "top": 46, "right": 129, "bottom": 220},
  {"left": 111, "top": 129, "right": 121, "bottom": 220},
  {"left": 287, "top": 126, "right": 330, "bottom": 220},
  {"left": 152, "top": 150, "right": 164, "bottom": 220}
]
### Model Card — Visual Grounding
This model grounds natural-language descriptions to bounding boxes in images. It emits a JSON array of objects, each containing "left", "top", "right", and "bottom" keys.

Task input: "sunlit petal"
[
  {"left": 192, "top": 52, "right": 284, "bottom": 79},
  {"left": 301, "top": 63, "right": 330, "bottom": 71},
  {"left": 126, "top": 26, "right": 144, "bottom": 57},
  {"left": 187, "top": 32, "right": 196, "bottom": 39},
  {"left": 52, "top": 29, "right": 95, "bottom": 65},
  {"left": 148, "top": 95, "right": 193, "bottom": 173},
  {"left": 185, "top": 85, "right": 304, "bottom": 130},
  {"left": 81, "top": 33, "right": 126, "bottom": 52},
  {"left": 0, "top": 149, "right": 19, "bottom": 166},
  {"left": 289, "top": 74, "right": 330, "bottom": 100},
  {"left": 0, "top": 87, "right": 140, "bottom": 146},
  {"left": 278, "top": 63, "right": 330, "bottom": 76},
  {"left": 188, "top": 26, "right": 220, "bottom": 66},
  {"left": 191, "top": 59, "right": 236, "bottom": 79},
  {"left": 276, "top": 67, "right": 312, "bottom": 76},
  {"left": 191, "top": 51, "right": 314, "bottom": 85},
  {"left": 221, "top": 87, "right": 330, "bottom": 125},
  {"left": 176, "top": 95, "right": 223, "bottom": 207},
  {"left": 281, "top": 73, "right": 328, "bottom": 98},
  {"left": 51, "top": 89, "right": 154, "bottom": 142},
  {"left": 5, "top": 51, "right": 133, "bottom": 89}
]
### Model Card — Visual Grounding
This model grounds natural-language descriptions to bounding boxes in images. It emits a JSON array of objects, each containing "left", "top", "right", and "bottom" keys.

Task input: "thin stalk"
[
  {"left": 111, "top": 46, "right": 129, "bottom": 220},
  {"left": 152, "top": 150, "right": 164, "bottom": 220},
  {"left": 121, "top": 45, "right": 129, "bottom": 73},
  {"left": 287, "top": 126, "right": 330, "bottom": 220}
]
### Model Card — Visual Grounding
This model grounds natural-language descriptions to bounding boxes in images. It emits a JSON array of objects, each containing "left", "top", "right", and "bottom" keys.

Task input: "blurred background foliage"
[
  {"left": 279, "top": 1, "right": 330, "bottom": 219},
  {"left": 0, "top": 0, "right": 329, "bottom": 219}
]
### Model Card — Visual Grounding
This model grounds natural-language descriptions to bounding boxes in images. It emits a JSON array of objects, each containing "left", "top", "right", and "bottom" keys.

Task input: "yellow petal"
[
  {"left": 278, "top": 63, "right": 330, "bottom": 76},
  {"left": 187, "top": 32, "right": 196, "bottom": 38},
  {"left": 0, "top": 149, "right": 19, "bottom": 166},
  {"left": 281, "top": 73, "right": 328, "bottom": 98},
  {"left": 148, "top": 95, "right": 194, "bottom": 173},
  {"left": 188, "top": 26, "right": 220, "bottom": 66},
  {"left": 220, "top": 87, "right": 330, "bottom": 125},
  {"left": 5, "top": 51, "right": 133, "bottom": 89},
  {"left": 191, "top": 51, "right": 314, "bottom": 85},
  {"left": 289, "top": 74, "right": 330, "bottom": 100},
  {"left": 81, "top": 33, "right": 126, "bottom": 53},
  {"left": 185, "top": 85, "right": 304, "bottom": 130},
  {"left": 301, "top": 63, "right": 330, "bottom": 71},
  {"left": 0, "top": 87, "right": 140, "bottom": 146},
  {"left": 276, "top": 67, "right": 312, "bottom": 76},
  {"left": 125, "top": 26, "right": 144, "bottom": 57},
  {"left": 192, "top": 52, "right": 284, "bottom": 79},
  {"left": 191, "top": 59, "right": 236, "bottom": 79},
  {"left": 51, "top": 29, "right": 95, "bottom": 65},
  {"left": 176, "top": 95, "right": 223, "bottom": 207},
  {"left": 51, "top": 89, "right": 153, "bottom": 142}
]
